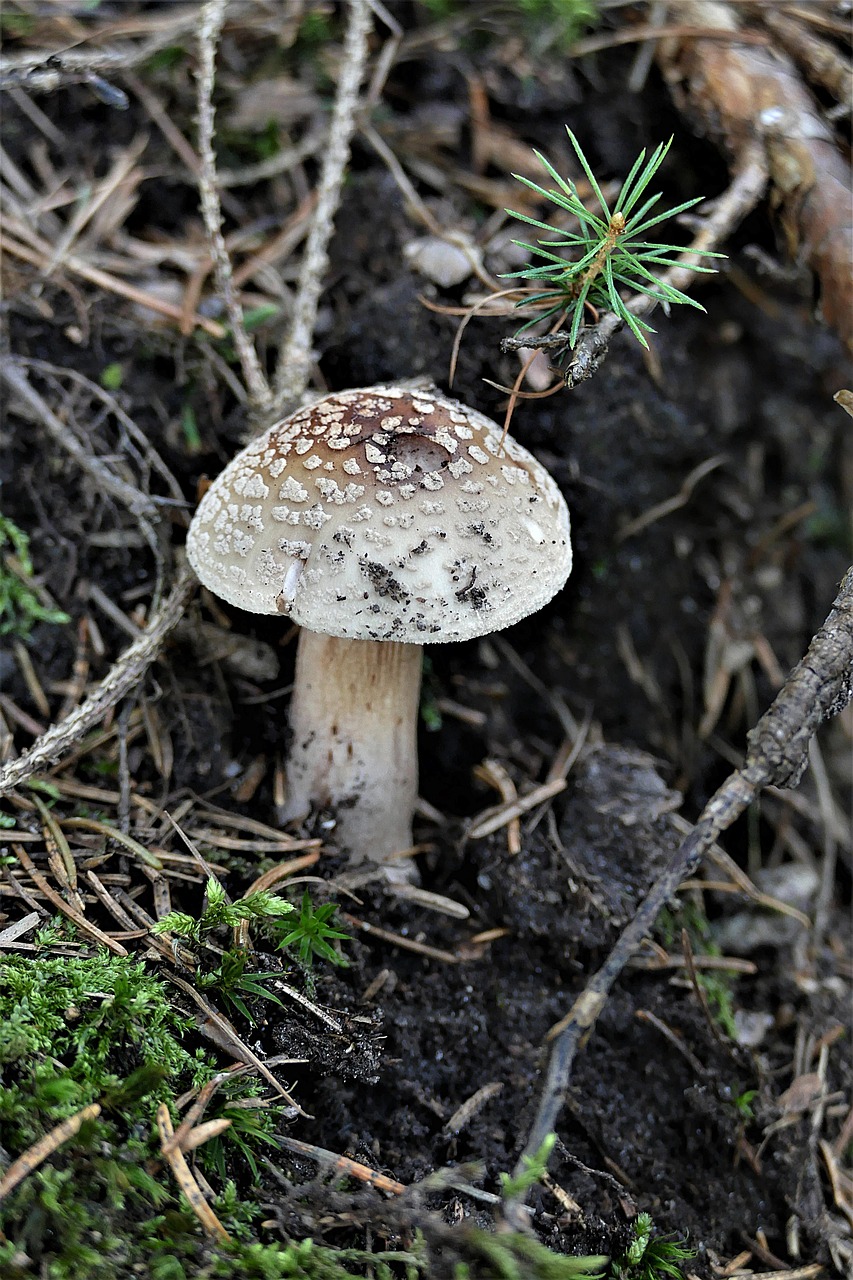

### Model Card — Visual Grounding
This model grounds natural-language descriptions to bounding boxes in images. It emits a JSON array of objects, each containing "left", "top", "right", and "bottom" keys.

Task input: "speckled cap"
[{"left": 186, "top": 383, "right": 572, "bottom": 643}]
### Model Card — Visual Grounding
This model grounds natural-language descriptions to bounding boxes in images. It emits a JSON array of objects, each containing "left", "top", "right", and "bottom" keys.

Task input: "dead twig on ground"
[
  {"left": 0, "top": 1104, "right": 102, "bottom": 1204},
  {"left": 271, "top": 0, "right": 373, "bottom": 419},
  {"left": 0, "top": 357, "right": 161, "bottom": 525},
  {"left": 196, "top": 0, "right": 272, "bottom": 416},
  {"left": 508, "top": 565, "right": 853, "bottom": 1210},
  {"left": 0, "top": 563, "right": 196, "bottom": 797}
]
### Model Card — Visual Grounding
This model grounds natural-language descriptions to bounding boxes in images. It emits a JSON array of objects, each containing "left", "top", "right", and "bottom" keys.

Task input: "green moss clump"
[{"left": 0, "top": 953, "right": 279, "bottom": 1278}]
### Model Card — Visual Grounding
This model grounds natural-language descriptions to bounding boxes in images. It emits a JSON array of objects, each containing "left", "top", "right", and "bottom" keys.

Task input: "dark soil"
[{"left": 1, "top": 3, "right": 851, "bottom": 1276}]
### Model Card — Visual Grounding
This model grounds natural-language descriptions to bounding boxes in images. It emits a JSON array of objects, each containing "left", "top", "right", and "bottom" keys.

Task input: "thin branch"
[
  {"left": 196, "top": 0, "right": 272, "bottom": 415},
  {"left": 0, "top": 563, "right": 196, "bottom": 797},
  {"left": 1, "top": 357, "right": 161, "bottom": 523},
  {"left": 0, "top": 10, "right": 203, "bottom": 90},
  {"left": 508, "top": 565, "right": 853, "bottom": 1209},
  {"left": 271, "top": 0, "right": 374, "bottom": 420}
]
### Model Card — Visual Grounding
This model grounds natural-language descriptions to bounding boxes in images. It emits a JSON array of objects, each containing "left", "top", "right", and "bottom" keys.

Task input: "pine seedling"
[{"left": 505, "top": 130, "right": 724, "bottom": 351}]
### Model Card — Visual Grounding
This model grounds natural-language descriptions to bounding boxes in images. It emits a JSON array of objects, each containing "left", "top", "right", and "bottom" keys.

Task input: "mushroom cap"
[{"left": 186, "top": 383, "right": 571, "bottom": 643}]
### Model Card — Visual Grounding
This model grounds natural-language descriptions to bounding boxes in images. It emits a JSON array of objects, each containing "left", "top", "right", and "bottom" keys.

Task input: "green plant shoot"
[
  {"left": 612, "top": 1213, "right": 695, "bottom": 1280},
  {"left": 0, "top": 514, "right": 70, "bottom": 636},
  {"left": 505, "top": 130, "right": 724, "bottom": 349},
  {"left": 499, "top": 1132, "right": 556, "bottom": 1199},
  {"left": 151, "top": 875, "right": 294, "bottom": 943},
  {"left": 277, "top": 891, "right": 350, "bottom": 968}
]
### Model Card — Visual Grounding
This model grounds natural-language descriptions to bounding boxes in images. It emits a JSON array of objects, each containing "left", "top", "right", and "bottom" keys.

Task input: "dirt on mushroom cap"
[{"left": 186, "top": 383, "right": 572, "bottom": 643}]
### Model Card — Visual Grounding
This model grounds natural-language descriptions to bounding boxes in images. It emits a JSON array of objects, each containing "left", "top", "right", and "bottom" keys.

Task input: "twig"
[
  {"left": 0, "top": 229, "right": 226, "bottom": 337},
  {"left": 156, "top": 1104, "right": 230, "bottom": 1242},
  {"left": 20, "top": 357, "right": 185, "bottom": 506},
  {"left": 0, "top": 18, "right": 201, "bottom": 91},
  {"left": 0, "top": 563, "right": 196, "bottom": 796},
  {"left": 616, "top": 454, "right": 727, "bottom": 542},
  {"left": 271, "top": 0, "right": 373, "bottom": 418},
  {"left": 659, "top": 0, "right": 852, "bottom": 349},
  {"left": 0, "top": 357, "right": 160, "bottom": 522},
  {"left": 0, "top": 1104, "right": 102, "bottom": 1203},
  {"left": 195, "top": 0, "right": 272, "bottom": 416},
  {"left": 508, "top": 566, "right": 853, "bottom": 1207}
]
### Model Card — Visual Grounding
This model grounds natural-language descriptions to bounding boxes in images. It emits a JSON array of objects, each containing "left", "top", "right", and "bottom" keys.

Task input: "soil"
[{"left": 1, "top": 4, "right": 851, "bottom": 1277}]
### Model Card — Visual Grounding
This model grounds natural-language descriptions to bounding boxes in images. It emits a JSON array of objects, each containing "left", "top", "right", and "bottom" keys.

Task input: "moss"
[{"left": 0, "top": 954, "right": 282, "bottom": 1277}]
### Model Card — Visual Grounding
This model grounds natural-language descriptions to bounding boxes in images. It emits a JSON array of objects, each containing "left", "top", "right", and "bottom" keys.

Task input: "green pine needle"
[{"left": 505, "top": 129, "right": 725, "bottom": 352}]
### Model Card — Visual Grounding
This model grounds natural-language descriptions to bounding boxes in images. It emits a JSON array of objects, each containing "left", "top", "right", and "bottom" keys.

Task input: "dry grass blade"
[
  {"left": 242, "top": 852, "right": 322, "bottom": 898},
  {"left": 64, "top": 818, "right": 164, "bottom": 870},
  {"left": 0, "top": 1104, "right": 102, "bottom": 1203},
  {"left": 155, "top": 1104, "right": 230, "bottom": 1242}
]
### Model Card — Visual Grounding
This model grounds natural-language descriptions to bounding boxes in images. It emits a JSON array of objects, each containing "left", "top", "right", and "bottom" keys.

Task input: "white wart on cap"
[{"left": 186, "top": 383, "right": 572, "bottom": 641}]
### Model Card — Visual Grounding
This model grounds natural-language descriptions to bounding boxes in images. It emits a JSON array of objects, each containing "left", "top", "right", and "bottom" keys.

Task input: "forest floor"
[{"left": 0, "top": 3, "right": 851, "bottom": 1279}]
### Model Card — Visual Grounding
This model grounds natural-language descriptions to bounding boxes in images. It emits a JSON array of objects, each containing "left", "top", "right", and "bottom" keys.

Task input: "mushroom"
[{"left": 186, "top": 382, "right": 572, "bottom": 880}]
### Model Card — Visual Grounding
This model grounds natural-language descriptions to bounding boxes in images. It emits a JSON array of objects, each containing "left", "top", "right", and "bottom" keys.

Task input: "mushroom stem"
[{"left": 284, "top": 631, "right": 423, "bottom": 878}]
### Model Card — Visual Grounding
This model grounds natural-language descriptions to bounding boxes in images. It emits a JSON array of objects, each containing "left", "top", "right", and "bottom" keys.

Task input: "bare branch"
[
  {"left": 0, "top": 564, "right": 196, "bottom": 797},
  {"left": 271, "top": 0, "right": 374, "bottom": 420},
  {"left": 0, "top": 357, "right": 161, "bottom": 524},
  {"left": 508, "top": 565, "right": 853, "bottom": 1207},
  {"left": 195, "top": 0, "right": 272, "bottom": 415}
]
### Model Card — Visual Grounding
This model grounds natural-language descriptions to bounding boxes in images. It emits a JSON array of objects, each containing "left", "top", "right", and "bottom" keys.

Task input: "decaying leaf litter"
[{"left": 0, "top": 1, "right": 851, "bottom": 1277}]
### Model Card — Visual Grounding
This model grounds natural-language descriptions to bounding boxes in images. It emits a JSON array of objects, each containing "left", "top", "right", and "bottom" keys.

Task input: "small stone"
[{"left": 403, "top": 236, "right": 478, "bottom": 288}]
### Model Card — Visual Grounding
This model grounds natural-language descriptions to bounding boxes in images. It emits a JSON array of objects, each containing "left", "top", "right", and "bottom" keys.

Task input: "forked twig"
[
  {"left": 509, "top": 566, "right": 853, "bottom": 1204},
  {"left": 156, "top": 1104, "right": 230, "bottom": 1241},
  {"left": 1, "top": 358, "right": 160, "bottom": 523}
]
